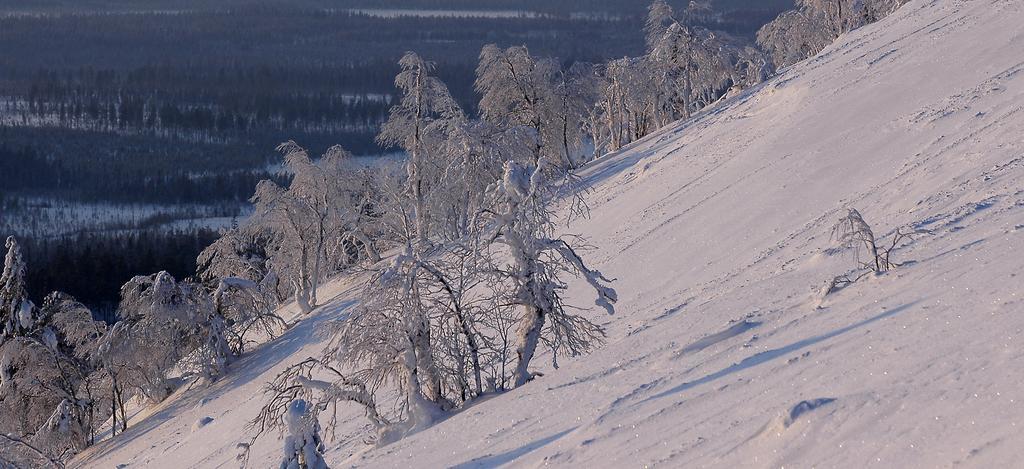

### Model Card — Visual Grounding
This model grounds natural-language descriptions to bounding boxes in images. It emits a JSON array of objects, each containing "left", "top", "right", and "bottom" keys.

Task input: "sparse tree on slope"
[
  {"left": 831, "top": 208, "right": 923, "bottom": 275},
  {"left": 485, "top": 161, "right": 617, "bottom": 387},
  {"left": 250, "top": 142, "right": 361, "bottom": 314},
  {"left": 378, "top": 52, "right": 463, "bottom": 248},
  {"left": 475, "top": 45, "right": 562, "bottom": 167}
]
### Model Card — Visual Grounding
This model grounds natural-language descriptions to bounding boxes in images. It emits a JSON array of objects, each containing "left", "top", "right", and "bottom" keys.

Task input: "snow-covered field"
[
  {"left": 0, "top": 198, "right": 242, "bottom": 238},
  {"left": 72, "top": 0, "right": 1024, "bottom": 467}
]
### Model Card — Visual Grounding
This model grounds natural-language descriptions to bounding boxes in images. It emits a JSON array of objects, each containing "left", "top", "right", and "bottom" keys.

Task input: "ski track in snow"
[{"left": 74, "top": 0, "right": 1024, "bottom": 467}]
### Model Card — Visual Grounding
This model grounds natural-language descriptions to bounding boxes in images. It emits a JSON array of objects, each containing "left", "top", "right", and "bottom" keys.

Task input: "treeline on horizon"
[{"left": 0, "top": 0, "right": 795, "bottom": 18}]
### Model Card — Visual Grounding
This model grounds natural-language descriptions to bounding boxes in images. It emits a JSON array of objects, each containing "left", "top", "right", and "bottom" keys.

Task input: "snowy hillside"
[{"left": 73, "top": 0, "right": 1024, "bottom": 467}]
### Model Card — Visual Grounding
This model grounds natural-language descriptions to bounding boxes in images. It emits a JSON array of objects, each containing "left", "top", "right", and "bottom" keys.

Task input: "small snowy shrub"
[
  {"left": 280, "top": 399, "right": 328, "bottom": 469},
  {"left": 832, "top": 208, "right": 924, "bottom": 274}
]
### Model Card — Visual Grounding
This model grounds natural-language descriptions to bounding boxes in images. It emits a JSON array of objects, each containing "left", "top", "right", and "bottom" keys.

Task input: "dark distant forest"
[
  {"left": 0, "top": 0, "right": 793, "bottom": 313},
  {"left": 0, "top": 0, "right": 793, "bottom": 17}
]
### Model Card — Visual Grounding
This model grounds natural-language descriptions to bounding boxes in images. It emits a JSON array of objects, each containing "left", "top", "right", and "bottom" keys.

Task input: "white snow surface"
[{"left": 73, "top": 1, "right": 1024, "bottom": 467}]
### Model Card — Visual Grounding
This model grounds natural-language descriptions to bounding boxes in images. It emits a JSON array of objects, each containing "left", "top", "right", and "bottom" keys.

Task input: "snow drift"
[{"left": 73, "top": 0, "right": 1024, "bottom": 467}]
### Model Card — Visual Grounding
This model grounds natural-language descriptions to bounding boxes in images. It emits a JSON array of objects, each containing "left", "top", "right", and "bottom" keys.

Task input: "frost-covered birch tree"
[
  {"left": 485, "top": 160, "right": 617, "bottom": 387},
  {"left": 377, "top": 52, "right": 463, "bottom": 248},
  {"left": 250, "top": 142, "right": 367, "bottom": 314},
  {"left": 476, "top": 45, "right": 566, "bottom": 167}
]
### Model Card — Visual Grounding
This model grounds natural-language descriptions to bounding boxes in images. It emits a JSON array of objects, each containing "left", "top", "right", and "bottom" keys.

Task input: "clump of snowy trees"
[
  {"left": 1, "top": 232, "right": 290, "bottom": 465},
  {"left": 758, "top": 0, "right": 912, "bottom": 68},
  {"left": 239, "top": 52, "right": 618, "bottom": 460},
  {"left": 2, "top": 237, "right": 109, "bottom": 465},
  {"left": 591, "top": 0, "right": 771, "bottom": 154}
]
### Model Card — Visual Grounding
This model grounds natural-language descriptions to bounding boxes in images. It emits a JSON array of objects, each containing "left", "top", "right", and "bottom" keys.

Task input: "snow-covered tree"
[
  {"left": 1, "top": 236, "right": 37, "bottom": 339},
  {"left": 347, "top": 248, "right": 447, "bottom": 409},
  {"left": 644, "top": 0, "right": 676, "bottom": 52},
  {"left": 475, "top": 45, "right": 562, "bottom": 166},
  {"left": 250, "top": 142, "right": 371, "bottom": 314},
  {"left": 485, "top": 160, "right": 617, "bottom": 387},
  {"left": 377, "top": 52, "right": 464, "bottom": 248}
]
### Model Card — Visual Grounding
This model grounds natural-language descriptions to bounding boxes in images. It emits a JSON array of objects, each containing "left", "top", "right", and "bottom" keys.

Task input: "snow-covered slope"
[{"left": 73, "top": 0, "right": 1024, "bottom": 467}]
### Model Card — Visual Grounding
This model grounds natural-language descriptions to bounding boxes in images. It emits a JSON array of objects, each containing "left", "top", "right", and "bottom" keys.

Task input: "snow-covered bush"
[
  {"left": 279, "top": 399, "right": 328, "bottom": 469},
  {"left": 831, "top": 208, "right": 924, "bottom": 275}
]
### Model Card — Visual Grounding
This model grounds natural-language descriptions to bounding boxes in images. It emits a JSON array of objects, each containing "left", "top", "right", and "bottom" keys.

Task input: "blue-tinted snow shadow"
[
  {"left": 642, "top": 302, "right": 918, "bottom": 403},
  {"left": 681, "top": 320, "right": 761, "bottom": 354},
  {"left": 449, "top": 427, "right": 575, "bottom": 469}
]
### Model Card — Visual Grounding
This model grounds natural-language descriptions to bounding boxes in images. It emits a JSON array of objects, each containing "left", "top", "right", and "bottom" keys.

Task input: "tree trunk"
[
  {"left": 294, "top": 277, "right": 313, "bottom": 315},
  {"left": 409, "top": 285, "right": 442, "bottom": 403},
  {"left": 400, "top": 344, "right": 442, "bottom": 430},
  {"left": 513, "top": 304, "right": 546, "bottom": 388}
]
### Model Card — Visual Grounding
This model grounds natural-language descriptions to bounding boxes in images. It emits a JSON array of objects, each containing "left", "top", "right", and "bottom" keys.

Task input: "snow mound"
[{"left": 74, "top": 0, "right": 1024, "bottom": 467}]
